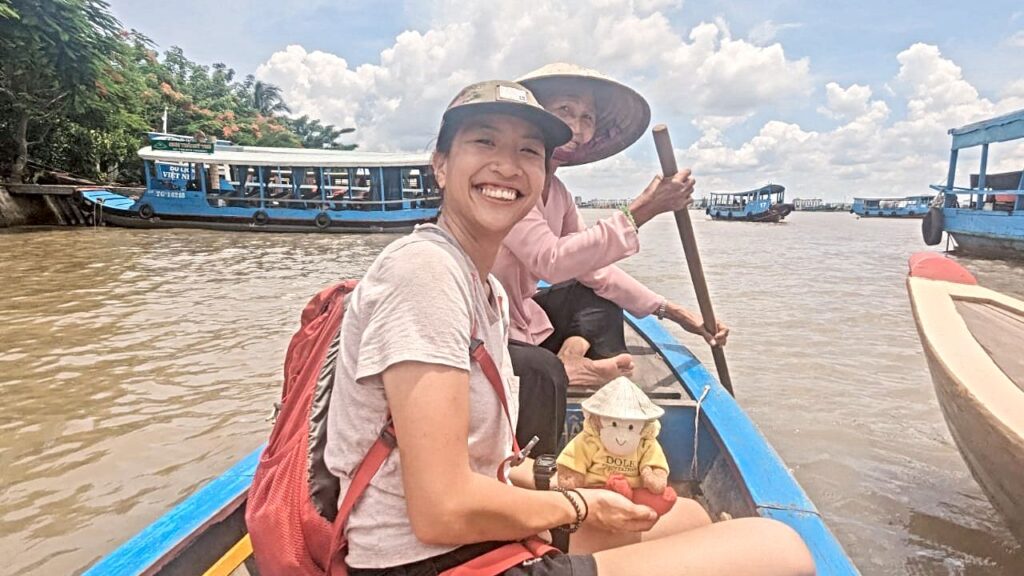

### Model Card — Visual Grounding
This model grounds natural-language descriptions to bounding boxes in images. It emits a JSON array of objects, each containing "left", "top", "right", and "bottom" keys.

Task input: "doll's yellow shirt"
[{"left": 556, "top": 419, "right": 668, "bottom": 488}]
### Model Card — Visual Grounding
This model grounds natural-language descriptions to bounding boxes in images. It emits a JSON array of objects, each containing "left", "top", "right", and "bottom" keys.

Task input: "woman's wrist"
[
  {"left": 628, "top": 195, "right": 654, "bottom": 228},
  {"left": 552, "top": 487, "right": 587, "bottom": 533}
]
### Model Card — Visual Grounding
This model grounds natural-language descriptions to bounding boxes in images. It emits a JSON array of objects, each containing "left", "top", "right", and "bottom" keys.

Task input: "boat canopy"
[
  {"left": 138, "top": 145, "right": 432, "bottom": 168},
  {"left": 709, "top": 184, "right": 784, "bottom": 199},
  {"left": 853, "top": 195, "right": 933, "bottom": 202},
  {"left": 949, "top": 108, "right": 1024, "bottom": 150}
]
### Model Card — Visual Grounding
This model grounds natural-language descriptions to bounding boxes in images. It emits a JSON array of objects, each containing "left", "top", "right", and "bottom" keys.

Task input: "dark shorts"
[
  {"left": 532, "top": 280, "right": 627, "bottom": 360},
  {"left": 347, "top": 542, "right": 596, "bottom": 576}
]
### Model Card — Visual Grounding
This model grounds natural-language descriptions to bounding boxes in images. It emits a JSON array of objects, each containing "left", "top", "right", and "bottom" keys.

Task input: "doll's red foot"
[
  {"left": 604, "top": 474, "right": 633, "bottom": 500},
  {"left": 631, "top": 486, "right": 677, "bottom": 517}
]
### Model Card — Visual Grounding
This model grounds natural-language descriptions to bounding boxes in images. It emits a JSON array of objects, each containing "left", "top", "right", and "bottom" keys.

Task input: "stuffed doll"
[{"left": 556, "top": 376, "right": 677, "bottom": 516}]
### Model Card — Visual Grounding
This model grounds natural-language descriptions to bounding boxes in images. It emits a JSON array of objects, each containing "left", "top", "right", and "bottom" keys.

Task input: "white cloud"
[
  {"left": 255, "top": 4, "right": 1024, "bottom": 202},
  {"left": 672, "top": 43, "right": 1024, "bottom": 200},
  {"left": 256, "top": 0, "right": 812, "bottom": 151},
  {"left": 817, "top": 82, "right": 876, "bottom": 120},
  {"left": 1005, "top": 30, "right": 1024, "bottom": 48},
  {"left": 748, "top": 20, "right": 803, "bottom": 45}
]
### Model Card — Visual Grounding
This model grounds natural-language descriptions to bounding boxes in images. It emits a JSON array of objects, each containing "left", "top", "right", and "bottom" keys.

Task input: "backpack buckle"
[
  {"left": 379, "top": 418, "right": 397, "bottom": 448},
  {"left": 469, "top": 337, "right": 484, "bottom": 354},
  {"left": 510, "top": 435, "right": 539, "bottom": 467},
  {"left": 267, "top": 402, "right": 281, "bottom": 423}
]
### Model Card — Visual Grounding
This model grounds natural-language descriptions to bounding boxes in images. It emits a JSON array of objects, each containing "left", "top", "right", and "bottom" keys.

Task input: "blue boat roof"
[
  {"left": 853, "top": 195, "right": 932, "bottom": 201},
  {"left": 949, "top": 108, "right": 1024, "bottom": 150},
  {"left": 139, "top": 145, "right": 431, "bottom": 168},
  {"left": 710, "top": 184, "right": 785, "bottom": 197}
]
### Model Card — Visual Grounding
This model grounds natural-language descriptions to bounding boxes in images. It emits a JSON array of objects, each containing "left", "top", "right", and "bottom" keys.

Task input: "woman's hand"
[
  {"left": 665, "top": 301, "right": 729, "bottom": 347},
  {"left": 576, "top": 488, "right": 658, "bottom": 533},
  {"left": 629, "top": 170, "right": 696, "bottom": 228}
]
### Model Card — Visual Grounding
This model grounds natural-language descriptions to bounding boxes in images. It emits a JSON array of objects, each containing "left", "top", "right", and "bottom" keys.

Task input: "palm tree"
[{"left": 251, "top": 80, "right": 290, "bottom": 116}]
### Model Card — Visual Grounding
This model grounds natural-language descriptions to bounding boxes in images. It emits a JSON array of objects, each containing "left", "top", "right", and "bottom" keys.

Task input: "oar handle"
[{"left": 652, "top": 125, "right": 733, "bottom": 394}]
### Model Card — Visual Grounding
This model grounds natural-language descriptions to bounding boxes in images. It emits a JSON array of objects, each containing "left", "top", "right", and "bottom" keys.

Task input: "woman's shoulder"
[{"left": 374, "top": 230, "right": 470, "bottom": 281}]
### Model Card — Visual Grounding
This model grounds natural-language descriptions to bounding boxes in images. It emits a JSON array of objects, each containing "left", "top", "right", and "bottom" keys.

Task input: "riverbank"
[{"left": 0, "top": 185, "right": 144, "bottom": 227}]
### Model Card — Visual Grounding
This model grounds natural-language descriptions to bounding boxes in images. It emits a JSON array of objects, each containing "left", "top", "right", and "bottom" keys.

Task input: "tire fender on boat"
[
  {"left": 138, "top": 203, "right": 155, "bottom": 219},
  {"left": 314, "top": 212, "right": 331, "bottom": 230},
  {"left": 922, "top": 207, "right": 944, "bottom": 246},
  {"left": 253, "top": 210, "right": 269, "bottom": 226}
]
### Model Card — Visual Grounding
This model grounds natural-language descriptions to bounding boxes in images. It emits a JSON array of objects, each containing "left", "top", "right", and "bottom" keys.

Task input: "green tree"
[
  {"left": 287, "top": 114, "right": 357, "bottom": 150},
  {"left": 0, "top": 0, "right": 123, "bottom": 181},
  {"left": 248, "top": 79, "right": 290, "bottom": 116}
]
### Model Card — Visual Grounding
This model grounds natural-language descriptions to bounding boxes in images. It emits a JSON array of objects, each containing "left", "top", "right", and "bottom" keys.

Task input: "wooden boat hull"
[
  {"left": 84, "top": 314, "right": 859, "bottom": 575},
  {"left": 907, "top": 255, "right": 1024, "bottom": 543}
]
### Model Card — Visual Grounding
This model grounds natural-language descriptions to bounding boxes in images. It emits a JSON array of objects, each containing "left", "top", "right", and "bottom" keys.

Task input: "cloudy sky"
[{"left": 109, "top": 0, "right": 1024, "bottom": 201}]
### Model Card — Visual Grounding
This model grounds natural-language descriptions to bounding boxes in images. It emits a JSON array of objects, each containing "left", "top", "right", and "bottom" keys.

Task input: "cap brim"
[
  {"left": 520, "top": 75, "right": 651, "bottom": 166},
  {"left": 442, "top": 101, "right": 572, "bottom": 153}
]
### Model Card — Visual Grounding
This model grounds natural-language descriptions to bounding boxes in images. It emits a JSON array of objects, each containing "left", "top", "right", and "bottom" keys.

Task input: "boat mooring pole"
[{"left": 652, "top": 124, "right": 734, "bottom": 395}]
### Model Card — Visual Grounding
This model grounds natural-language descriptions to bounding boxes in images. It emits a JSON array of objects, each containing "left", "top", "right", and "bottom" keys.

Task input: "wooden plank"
[
  {"left": 955, "top": 299, "right": 1024, "bottom": 391},
  {"left": 201, "top": 534, "right": 252, "bottom": 576},
  {"left": 5, "top": 184, "right": 145, "bottom": 197}
]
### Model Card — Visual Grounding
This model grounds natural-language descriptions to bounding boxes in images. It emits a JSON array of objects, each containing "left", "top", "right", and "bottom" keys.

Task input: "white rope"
[{"left": 690, "top": 385, "right": 711, "bottom": 481}]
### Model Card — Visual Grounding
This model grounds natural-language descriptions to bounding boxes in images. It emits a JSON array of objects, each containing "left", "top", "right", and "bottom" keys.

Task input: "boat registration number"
[{"left": 152, "top": 190, "right": 186, "bottom": 199}]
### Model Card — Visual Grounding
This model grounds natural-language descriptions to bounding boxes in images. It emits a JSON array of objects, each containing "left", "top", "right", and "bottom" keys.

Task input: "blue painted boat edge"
[
  {"left": 626, "top": 313, "right": 860, "bottom": 575},
  {"left": 79, "top": 189, "right": 137, "bottom": 212},
  {"left": 83, "top": 447, "right": 263, "bottom": 576}
]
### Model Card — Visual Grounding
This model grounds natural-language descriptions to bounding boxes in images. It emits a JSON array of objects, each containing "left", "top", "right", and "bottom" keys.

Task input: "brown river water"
[{"left": 1, "top": 211, "right": 1023, "bottom": 575}]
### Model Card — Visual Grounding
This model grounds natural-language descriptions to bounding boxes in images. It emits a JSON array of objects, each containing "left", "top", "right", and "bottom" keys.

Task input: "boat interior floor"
[
  {"left": 566, "top": 326, "right": 684, "bottom": 401},
  {"left": 955, "top": 299, "right": 1024, "bottom": 392}
]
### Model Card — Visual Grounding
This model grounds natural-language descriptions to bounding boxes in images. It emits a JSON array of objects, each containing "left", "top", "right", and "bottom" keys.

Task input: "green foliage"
[
  {"left": 287, "top": 115, "right": 358, "bottom": 150},
  {"left": 0, "top": 0, "right": 355, "bottom": 183}
]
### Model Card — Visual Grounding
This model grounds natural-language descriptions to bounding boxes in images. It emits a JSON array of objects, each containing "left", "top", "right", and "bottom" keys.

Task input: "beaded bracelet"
[
  {"left": 619, "top": 205, "right": 638, "bottom": 231},
  {"left": 553, "top": 487, "right": 588, "bottom": 533}
]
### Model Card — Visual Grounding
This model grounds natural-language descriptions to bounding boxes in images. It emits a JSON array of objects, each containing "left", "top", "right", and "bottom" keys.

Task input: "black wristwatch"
[{"left": 533, "top": 454, "right": 558, "bottom": 490}]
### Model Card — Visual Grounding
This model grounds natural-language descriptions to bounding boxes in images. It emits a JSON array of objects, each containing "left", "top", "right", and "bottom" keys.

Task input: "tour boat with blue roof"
[
  {"left": 922, "top": 109, "right": 1024, "bottom": 258},
  {"left": 850, "top": 195, "right": 932, "bottom": 218},
  {"left": 83, "top": 313, "right": 859, "bottom": 576},
  {"left": 705, "top": 184, "right": 793, "bottom": 222},
  {"left": 77, "top": 134, "right": 439, "bottom": 233}
]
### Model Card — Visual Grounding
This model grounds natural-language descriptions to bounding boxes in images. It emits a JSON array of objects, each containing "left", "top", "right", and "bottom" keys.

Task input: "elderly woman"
[
  {"left": 494, "top": 63, "right": 729, "bottom": 456},
  {"left": 324, "top": 79, "right": 812, "bottom": 575}
]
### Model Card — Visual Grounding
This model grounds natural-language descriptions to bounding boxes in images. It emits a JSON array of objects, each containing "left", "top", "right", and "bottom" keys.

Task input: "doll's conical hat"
[
  {"left": 516, "top": 63, "right": 651, "bottom": 167},
  {"left": 581, "top": 376, "right": 664, "bottom": 420}
]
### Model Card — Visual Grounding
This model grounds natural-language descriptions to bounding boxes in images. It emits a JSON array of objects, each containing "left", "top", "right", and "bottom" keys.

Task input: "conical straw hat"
[
  {"left": 581, "top": 376, "right": 664, "bottom": 420},
  {"left": 517, "top": 63, "right": 651, "bottom": 167}
]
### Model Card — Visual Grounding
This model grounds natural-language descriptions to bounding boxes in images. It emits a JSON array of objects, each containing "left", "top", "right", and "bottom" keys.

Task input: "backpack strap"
[
  {"left": 439, "top": 537, "right": 559, "bottom": 576},
  {"left": 469, "top": 337, "right": 537, "bottom": 482},
  {"left": 327, "top": 338, "right": 534, "bottom": 573},
  {"left": 326, "top": 418, "right": 396, "bottom": 575}
]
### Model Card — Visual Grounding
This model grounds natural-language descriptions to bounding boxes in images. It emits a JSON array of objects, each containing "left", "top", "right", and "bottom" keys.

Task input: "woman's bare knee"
[
  {"left": 642, "top": 497, "right": 712, "bottom": 541},
  {"left": 737, "top": 517, "right": 816, "bottom": 576}
]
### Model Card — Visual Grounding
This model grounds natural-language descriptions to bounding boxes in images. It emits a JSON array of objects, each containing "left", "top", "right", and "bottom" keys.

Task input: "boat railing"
[
  {"left": 930, "top": 185, "right": 1024, "bottom": 196},
  {"left": 207, "top": 195, "right": 442, "bottom": 210}
]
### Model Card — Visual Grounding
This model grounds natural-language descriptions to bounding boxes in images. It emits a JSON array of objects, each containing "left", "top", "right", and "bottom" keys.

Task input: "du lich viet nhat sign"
[{"left": 152, "top": 140, "right": 215, "bottom": 154}]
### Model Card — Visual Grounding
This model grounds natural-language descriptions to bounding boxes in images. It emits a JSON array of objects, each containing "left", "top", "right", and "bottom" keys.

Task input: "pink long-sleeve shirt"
[{"left": 493, "top": 175, "right": 664, "bottom": 345}]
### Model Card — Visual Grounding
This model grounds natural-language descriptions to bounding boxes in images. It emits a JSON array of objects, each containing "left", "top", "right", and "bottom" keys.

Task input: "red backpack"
[{"left": 245, "top": 281, "right": 556, "bottom": 576}]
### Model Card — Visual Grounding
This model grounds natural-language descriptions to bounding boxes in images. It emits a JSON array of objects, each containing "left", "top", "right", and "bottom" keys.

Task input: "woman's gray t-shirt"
[{"left": 324, "top": 224, "right": 519, "bottom": 568}]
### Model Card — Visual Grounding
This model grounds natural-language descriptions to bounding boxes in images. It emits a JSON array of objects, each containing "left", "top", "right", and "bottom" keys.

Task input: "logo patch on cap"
[{"left": 497, "top": 85, "right": 529, "bottom": 103}]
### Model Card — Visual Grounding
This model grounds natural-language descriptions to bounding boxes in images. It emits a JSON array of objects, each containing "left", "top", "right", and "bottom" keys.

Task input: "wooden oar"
[{"left": 652, "top": 124, "right": 734, "bottom": 395}]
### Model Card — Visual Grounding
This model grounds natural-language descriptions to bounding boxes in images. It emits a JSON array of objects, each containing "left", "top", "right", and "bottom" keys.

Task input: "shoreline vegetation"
[{"left": 0, "top": 0, "right": 353, "bottom": 187}]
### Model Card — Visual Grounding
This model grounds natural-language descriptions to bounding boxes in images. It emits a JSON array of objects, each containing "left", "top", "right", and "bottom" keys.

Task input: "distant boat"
[
  {"left": 850, "top": 195, "right": 932, "bottom": 218},
  {"left": 77, "top": 134, "right": 439, "bottom": 233},
  {"left": 922, "top": 109, "right": 1024, "bottom": 258},
  {"left": 705, "top": 184, "right": 793, "bottom": 222},
  {"left": 906, "top": 253, "right": 1024, "bottom": 543}
]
